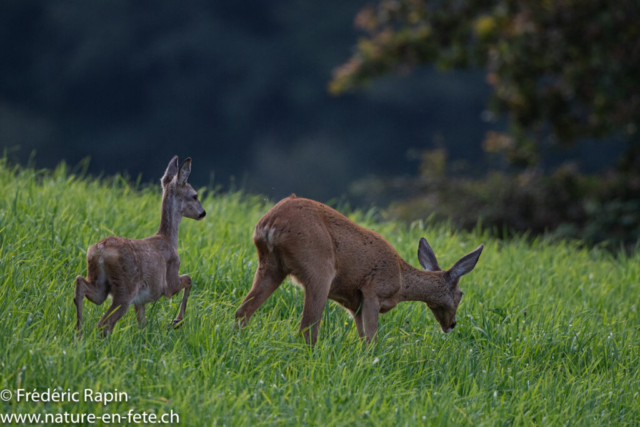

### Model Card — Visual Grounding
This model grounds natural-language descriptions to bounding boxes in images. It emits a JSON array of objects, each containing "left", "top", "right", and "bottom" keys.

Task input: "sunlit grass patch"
[{"left": 0, "top": 159, "right": 639, "bottom": 425}]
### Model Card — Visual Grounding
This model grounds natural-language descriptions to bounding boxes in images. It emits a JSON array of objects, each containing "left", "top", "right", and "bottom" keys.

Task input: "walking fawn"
[
  {"left": 74, "top": 156, "right": 206, "bottom": 336},
  {"left": 236, "top": 196, "right": 483, "bottom": 345}
]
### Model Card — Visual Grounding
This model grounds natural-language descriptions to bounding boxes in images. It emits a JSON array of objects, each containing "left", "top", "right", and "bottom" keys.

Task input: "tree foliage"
[{"left": 331, "top": 0, "right": 640, "bottom": 167}]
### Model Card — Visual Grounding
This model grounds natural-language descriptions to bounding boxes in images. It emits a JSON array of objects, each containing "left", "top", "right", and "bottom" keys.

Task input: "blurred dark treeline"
[
  {"left": 1, "top": 0, "right": 502, "bottom": 201},
  {"left": 1, "top": 1, "right": 637, "bottom": 247}
]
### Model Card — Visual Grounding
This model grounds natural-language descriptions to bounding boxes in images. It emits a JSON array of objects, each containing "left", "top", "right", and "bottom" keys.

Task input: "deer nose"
[
  {"left": 450, "top": 321, "right": 457, "bottom": 329},
  {"left": 198, "top": 211, "right": 207, "bottom": 219}
]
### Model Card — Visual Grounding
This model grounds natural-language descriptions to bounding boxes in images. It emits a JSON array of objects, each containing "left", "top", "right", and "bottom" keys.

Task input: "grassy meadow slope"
[{"left": 0, "top": 159, "right": 639, "bottom": 425}]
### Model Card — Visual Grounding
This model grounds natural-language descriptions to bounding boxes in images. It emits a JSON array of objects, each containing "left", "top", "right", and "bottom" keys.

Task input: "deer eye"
[{"left": 192, "top": 195, "right": 198, "bottom": 201}]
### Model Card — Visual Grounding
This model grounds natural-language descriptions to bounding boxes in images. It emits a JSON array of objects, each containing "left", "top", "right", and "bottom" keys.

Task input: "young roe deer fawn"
[
  {"left": 235, "top": 195, "right": 483, "bottom": 345},
  {"left": 74, "top": 156, "right": 206, "bottom": 336}
]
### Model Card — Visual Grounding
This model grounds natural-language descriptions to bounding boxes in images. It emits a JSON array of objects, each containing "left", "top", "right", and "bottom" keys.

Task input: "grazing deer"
[
  {"left": 235, "top": 195, "right": 483, "bottom": 345},
  {"left": 74, "top": 156, "right": 206, "bottom": 336}
]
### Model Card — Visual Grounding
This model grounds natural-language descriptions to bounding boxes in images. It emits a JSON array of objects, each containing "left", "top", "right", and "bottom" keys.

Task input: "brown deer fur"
[
  {"left": 235, "top": 196, "right": 483, "bottom": 345},
  {"left": 74, "top": 156, "right": 206, "bottom": 336}
]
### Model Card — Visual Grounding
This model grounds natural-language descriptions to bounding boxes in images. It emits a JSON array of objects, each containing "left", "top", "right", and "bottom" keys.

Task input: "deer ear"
[
  {"left": 418, "top": 237, "right": 441, "bottom": 271},
  {"left": 177, "top": 157, "right": 192, "bottom": 185},
  {"left": 162, "top": 155, "right": 179, "bottom": 186},
  {"left": 448, "top": 244, "right": 484, "bottom": 281}
]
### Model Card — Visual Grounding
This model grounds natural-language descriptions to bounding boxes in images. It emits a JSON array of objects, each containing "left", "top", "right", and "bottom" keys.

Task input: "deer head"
[
  {"left": 417, "top": 238, "right": 483, "bottom": 333},
  {"left": 161, "top": 156, "right": 206, "bottom": 221}
]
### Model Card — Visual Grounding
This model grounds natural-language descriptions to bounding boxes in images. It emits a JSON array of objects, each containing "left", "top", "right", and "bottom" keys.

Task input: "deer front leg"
[
  {"left": 348, "top": 307, "right": 365, "bottom": 339},
  {"left": 74, "top": 275, "right": 109, "bottom": 335},
  {"left": 171, "top": 274, "right": 192, "bottom": 328},
  {"left": 134, "top": 304, "right": 146, "bottom": 328},
  {"left": 362, "top": 296, "right": 380, "bottom": 343}
]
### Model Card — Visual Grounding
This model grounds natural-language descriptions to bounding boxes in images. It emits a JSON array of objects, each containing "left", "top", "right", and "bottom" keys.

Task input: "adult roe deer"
[
  {"left": 74, "top": 156, "right": 206, "bottom": 336},
  {"left": 235, "top": 195, "right": 483, "bottom": 345}
]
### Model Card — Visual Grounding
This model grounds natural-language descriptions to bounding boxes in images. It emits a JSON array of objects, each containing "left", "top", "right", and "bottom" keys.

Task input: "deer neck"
[
  {"left": 399, "top": 261, "right": 447, "bottom": 304},
  {"left": 157, "top": 191, "right": 182, "bottom": 249}
]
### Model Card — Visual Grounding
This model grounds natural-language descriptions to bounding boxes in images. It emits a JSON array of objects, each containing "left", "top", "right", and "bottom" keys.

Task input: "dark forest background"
[
  {"left": 1, "top": 1, "right": 638, "bottom": 247},
  {"left": 0, "top": 1, "right": 494, "bottom": 199}
]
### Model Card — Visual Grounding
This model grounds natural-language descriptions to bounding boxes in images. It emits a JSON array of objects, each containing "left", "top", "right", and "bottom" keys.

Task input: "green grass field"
[{"left": 1, "top": 159, "right": 639, "bottom": 426}]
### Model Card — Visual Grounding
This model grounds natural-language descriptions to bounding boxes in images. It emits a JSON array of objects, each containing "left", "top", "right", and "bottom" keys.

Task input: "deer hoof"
[{"left": 170, "top": 319, "right": 184, "bottom": 329}]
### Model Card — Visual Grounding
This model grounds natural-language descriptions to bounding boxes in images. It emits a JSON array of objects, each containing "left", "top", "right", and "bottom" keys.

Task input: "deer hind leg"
[
  {"left": 295, "top": 259, "right": 335, "bottom": 345},
  {"left": 235, "top": 258, "right": 286, "bottom": 327},
  {"left": 97, "top": 298, "right": 132, "bottom": 337},
  {"left": 171, "top": 275, "right": 192, "bottom": 328},
  {"left": 74, "top": 275, "right": 109, "bottom": 334},
  {"left": 297, "top": 275, "right": 332, "bottom": 346},
  {"left": 96, "top": 284, "right": 133, "bottom": 337}
]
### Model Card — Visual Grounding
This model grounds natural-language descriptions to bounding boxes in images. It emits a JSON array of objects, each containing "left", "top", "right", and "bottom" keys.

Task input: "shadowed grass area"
[{"left": 0, "top": 159, "right": 639, "bottom": 425}]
